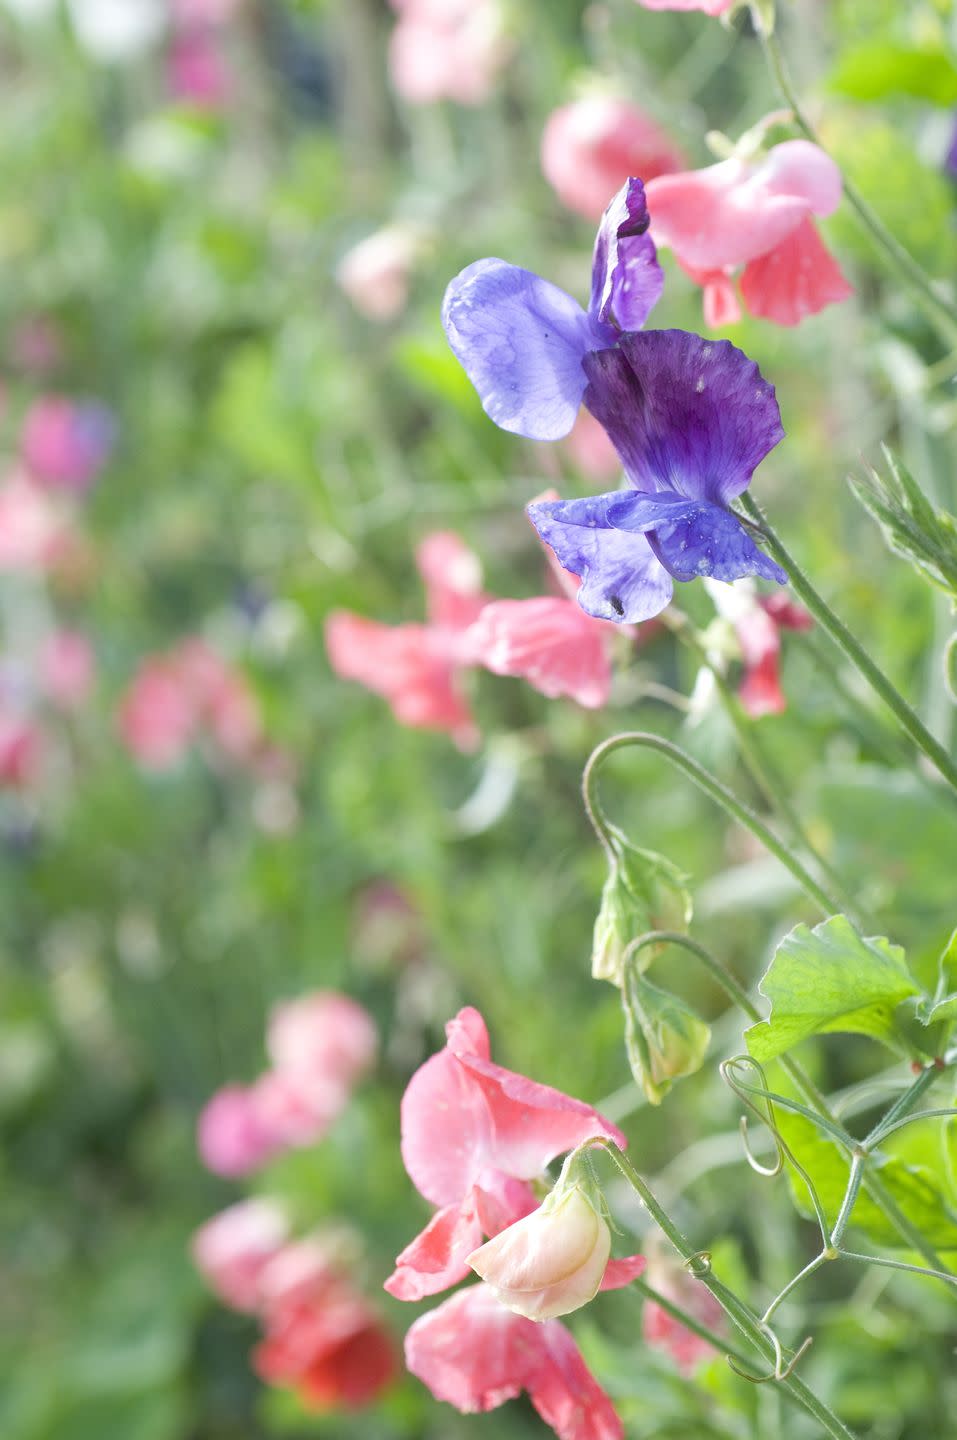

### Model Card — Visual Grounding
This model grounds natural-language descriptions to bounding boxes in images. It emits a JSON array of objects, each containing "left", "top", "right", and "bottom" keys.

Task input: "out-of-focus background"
[{"left": 1, "top": 1, "right": 956, "bottom": 1436}]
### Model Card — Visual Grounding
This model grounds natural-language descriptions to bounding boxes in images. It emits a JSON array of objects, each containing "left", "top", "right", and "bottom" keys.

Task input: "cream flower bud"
[{"left": 466, "top": 1176, "right": 610, "bottom": 1321}]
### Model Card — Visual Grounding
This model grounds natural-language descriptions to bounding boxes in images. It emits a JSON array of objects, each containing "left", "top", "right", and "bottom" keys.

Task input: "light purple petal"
[
  {"left": 608, "top": 491, "right": 788, "bottom": 585},
  {"left": 590, "top": 178, "right": 664, "bottom": 332},
  {"left": 442, "top": 259, "right": 597, "bottom": 441},
  {"left": 583, "top": 330, "right": 784, "bottom": 506},
  {"left": 527, "top": 494, "right": 673, "bottom": 624}
]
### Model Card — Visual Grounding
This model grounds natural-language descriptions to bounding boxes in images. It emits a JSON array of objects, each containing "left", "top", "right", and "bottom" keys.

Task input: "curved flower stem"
[
  {"left": 665, "top": 615, "right": 866, "bottom": 926},
  {"left": 761, "top": 1251, "right": 835, "bottom": 1325},
  {"left": 582, "top": 731, "right": 843, "bottom": 915},
  {"left": 754, "top": 18, "right": 957, "bottom": 346},
  {"left": 739, "top": 495, "right": 957, "bottom": 796},
  {"left": 593, "top": 1141, "right": 859, "bottom": 1440}
]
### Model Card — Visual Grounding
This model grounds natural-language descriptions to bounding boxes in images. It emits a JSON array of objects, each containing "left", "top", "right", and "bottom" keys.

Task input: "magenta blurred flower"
[
  {"left": 542, "top": 97, "right": 684, "bottom": 221},
  {"left": 634, "top": 0, "right": 734, "bottom": 12},
  {"left": 192, "top": 1198, "right": 290, "bottom": 1312},
  {"left": 645, "top": 140, "right": 852, "bottom": 327},
  {"left": 117, "top": 655, "right": 197, "bottom": 770},
  {"left": 39, "top": 629, "right": 95, "bottom": 710},
  {"left": 167, "top": 29, "right": 230, "bottom": 107},
  {"left": 388, "top": 0, "right": 511, "bottom": 106},
  {"left": 0, "top": 706, "right": 43, "bottom": 789},
  {"left": 21, "top": 396, "right": 115, "bottom": 492}
]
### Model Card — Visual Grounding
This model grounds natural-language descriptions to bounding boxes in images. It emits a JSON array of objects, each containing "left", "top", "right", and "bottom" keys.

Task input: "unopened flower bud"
[
  {"left": 592, "top": 834, "right": 692, "bottom": 986},
  {"left": 622, "top": 969, "right": 710, "bottom": 1106}
]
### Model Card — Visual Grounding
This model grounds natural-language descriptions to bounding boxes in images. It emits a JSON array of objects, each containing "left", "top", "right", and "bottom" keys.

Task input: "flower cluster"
[
  {"left": 387, "top": 0, "right": 511, "bottom": 107},
  {"left": 197, "top": 990, "right": 377, "bottom": 1177}
]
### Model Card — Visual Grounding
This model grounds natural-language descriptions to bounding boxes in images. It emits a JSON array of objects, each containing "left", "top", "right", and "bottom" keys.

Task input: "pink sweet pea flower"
[
  {"left": 646, "top": 139, "right": 852, "bottom": 327},
  {"left": 0, "top": 707, "right": 43, "bottom": 789},
  {"left": 406, "top": 1283, "right": 624, "bottom": 1440},
  {"left": 39, "top": 629, "right": 95, "bottom": 710},
  {"left": 705, "top": 580, "right": 812, "bottom": 718},
  {"left": 325, "top": 531, "right": 487, "bottom": 750},
  {"left": 388, "top": 0, "right": 511, "bottom": 107},
  {"left": 635, "top": 0, "right": 734, "bottom": 11},
  {"left": 0, "top": 473, "right": 68, "bottom": 573},
  {"left": 191, "top": 1198, "right": 290, "bottom": 1312},
  {"left": 20, "top": 396, "right": 115, "bottom": 492},
  {"left": 641, "top": 1249, "right": 725, "bottom": 1374},
  {"left": 167, "top": 29, "right": 230, "bottom": 107},
  {"left": 267, "top": 991, "right": 377, "bottom": 1094},
  {"left": 336, "top": 226, "right": 421, "bottom": 323},
  {"left": 196, "top": 1083, "right": 279, "bottom": 1177},
  {"left": 542, "top": 97, "right": 684, "bottom": 221},
  {"left": 117, "top": 655, "right": 197, "bottom": 770},
  {"left": 467, "top": 598, "right": 613, "bottom": 708},
  {"left": 385, "top": 1006, "right": 627, "bottom": 1301}
]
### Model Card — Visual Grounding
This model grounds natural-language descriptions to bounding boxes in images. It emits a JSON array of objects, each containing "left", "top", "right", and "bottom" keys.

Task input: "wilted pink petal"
[
  {"left": 740, "top": 217, "right": 853, "bottom": 326},
  {"left": 267, "top": 991, "right": 377, "bottom": 1091},
  {"left": 468, "top": 597, "right": 613, "bottom": 708},
  {"left": 191, "top": 1198, "right": 289, "bottom": 1312},
  {"left": 197, "top": 1084, "right": 278, "bottom": 1176},
  {"left": 541, "top": 97, "right": 684, "bottom": 220},
  {"left": 406, "top": 1284, "right": 623, "bottom": 1440},
  {"left": 39, "top": 629, "right": 95, "bottom": 710}
]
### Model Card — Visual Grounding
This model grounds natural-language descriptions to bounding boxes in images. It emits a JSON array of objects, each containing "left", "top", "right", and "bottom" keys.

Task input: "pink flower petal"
[
  {"left": 468, "top": 597, "right": 612, "bottom": 708},
  {"left": 384, "top": 1197, "right": 483, "bottom": 1300},
  {"left": 740, "top": 218, "right": 853, "bottom": 327},
  {"left": 416, "top": 531, "right": 488, "bottom": 633},
  {"left": 600, "top": 1254, "right": 647, "bottom": 1291}
]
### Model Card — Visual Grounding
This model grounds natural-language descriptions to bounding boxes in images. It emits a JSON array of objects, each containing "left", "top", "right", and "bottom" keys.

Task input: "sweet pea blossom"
[
  {"left": 443, "top": 177, "right": 663, "bottom": 441},
  {"left": 406, "top": 1283, "right": 624, "bottom": 1440},
  {"left": 266, "top": 992, "right": 377, "bottom": 1095},
  {"left": 645, "top": 140, "right": 852, "bottom": 327},
  {"left": 388, "top": 0, "right": 511, "bottom": 107},
  {"left": 542, "top": 97, "right": 684, "bottom": 221},
  {"left": 385, "top": 1006, "right": 636, "bottom": 1302},
  {"left": 0, "top": 473, "right": 68, "bottom": 573},
  {"left": 336, "top": 226, "right": 421, "bottom": 322},
  {"left": 641, "top": 1247, "right": 725, "bottom": 1374},
  {"left": 39, "top": 630, "right": 95, "bottom": 710},
  {"left": 703, "top": 579, "right": 812, "bottom": 718},
  {"left": 20, "top": 397, "right": 115, "bottom": 492},
  {"left": 192, "top": 1198, "right": 290, "bottom": 1312}
]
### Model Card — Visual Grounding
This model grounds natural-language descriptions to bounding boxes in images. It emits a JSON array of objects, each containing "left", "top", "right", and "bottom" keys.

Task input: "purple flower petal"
[
  {"left": 527, "top": 494, "right": 673, "bottom": 624},
  {"left": 442, "top": 259, "right": 599, "bottom": 441},
  {"left": 590, "top": 178, "right": 664, "bottom": 332},
  {"left": 608, "top": 491, "right": 788, "bottom": 585},
  {"left": 583, "top": 330, "right": 784, "bottom": 506}
]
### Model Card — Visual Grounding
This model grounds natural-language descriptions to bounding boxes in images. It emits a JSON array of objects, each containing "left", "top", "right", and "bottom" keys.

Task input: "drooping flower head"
[
  {"left": 443, "top": 177, "right": 663, "bottom": 442},
  {"left": 645, "top": 139, "right": 852, "bottom": 328},
  {"left": 542, "top": 97, "right": 684, "bottom": 221}
]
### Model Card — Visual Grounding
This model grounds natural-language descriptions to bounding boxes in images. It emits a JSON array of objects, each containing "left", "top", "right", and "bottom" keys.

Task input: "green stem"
[
  {"left": 595, "top": 1142, "right": 858, "bottom": 1440},
  {"left": 755, "top": 19, "right": 957, "bottom": 346},
  {"left": 864, "top": 1065, "right": 942, "bottom": 1149},
  {"left": 739, "top": 495, "right": 957, "bottom": 796},
  {"left": 632, "top": 1276, "right": 753, "bottom": 1369},
  {"left": 830, "top": 1151, "right": 867, "bottom": 1250},
  {"left": 582, "top": 731, "right": 843, "bottom": 915},
  {"left": 762, "top": 1251, "right": 834, "bottom": 1325}
]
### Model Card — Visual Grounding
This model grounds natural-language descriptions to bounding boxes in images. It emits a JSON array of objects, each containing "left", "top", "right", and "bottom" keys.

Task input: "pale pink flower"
[
  {"left": 191, "top": 1198, "right": 290, "bottom": 1312},
  {"left": 336, "top": 227, "right": 420, "bottom": 323},
  {"left": 0, "top": 473, "right": 67, "bottom": 573},
  {"left": 385, "top": 1006, "right": 626, "bottom": 1301},
  {"left": 641, "top": 1250, "right": 725, "bottom": 1374},
  {"left": 634, "top": 0, "right": 735, "bottom": 14},
  {"left": 39, "top": 630, "right": 95, "bottom": 710},
  {"left": 388, "top": 0, "right": 510, "bottom": 107},
  {"left": 196, "top": 1084, "right": 278, "bottom": 1177},
  {"left": 117, "top": 656, "right": 196, "bottom": 770},
  {"left": 542, "top": 97, "right": 684, "bottom": 220},
  {"left": 167, "top": 29, "right": 230, "bottom": 107},
  {"left": 704, "top": 580, "right": 812, "bottom": 718},
  {"left": 406, "top": 1283, "right": 624, "bottom": 1440},
  {"left": 266, "top": 991, "right": 377, "bottom": 1094},
  {"left": 249, "top": 1069, "right": 340, "bottom": 1151},
  {"left": 20, "top": 395, "right": 115, "bottom": 492},
  {"left": 168, "top": 0, "right": 238, "bottom": 24},
  {"left": 646, "top": 139, "right": 852, "bottom": 327}
]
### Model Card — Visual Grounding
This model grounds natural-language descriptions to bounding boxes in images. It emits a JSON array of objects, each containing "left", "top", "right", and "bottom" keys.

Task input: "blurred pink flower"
[
  {"left": 646, "top": 139, "right": 852, "bottom": 327},
  {"left": 705, "top": 580, "right": 812, "bottom": 718},
  {"left": 0, "top": 707, "right": 43, "bottom": 789},
  {"left": 542, "top": 97, "right": 684, "bottom": 220},
  {"left": 0, "top": 473, "right": 67, "bottom": 573},
  {"left": 39, "top": 629, "right": 95, "bottom": 710},
  {"left": 641, "top": 1251, "right": 725, "bottom": 1373},
  {"left": 267, "top": 992, "right": 377, "bottom": 1094},
  {"left": 192, "top": 1198, "right": 290, "bottom": 1311},
  {"left": 468, "top": 598, "right": 613, "bottom": 708},
  {"left": 406, "top": 1283, "right": 624, "bottom": 1440},
  {"left": 634, "top": 0, "right": 734, "bottom": 12},
  {"left": 167, "top": 29, "right": 230, "bottom": 106},
  {"left": 388, "top": 0, "right": 510, "bottom": 106},
  {"left": 385, "top": 1006, "right": 625, "bottom": 1301},
  {"left": 249, "top": 1069, "right": 340, "bottom": 1151},
  {"left": 336, "top": 227, "right": 420, "bottom": 323},
  {"left": 21, "top": 396, "right": 115, "bottom": 492},
  {"left": 561, "top": 409, "right": 623, "bottom": 482},
  {"left": 117, "top": 656, "right": 196, "bottom": 770},
  {"left": 196, "top": 1083, "right": 278, "bottom": 1177},
  {"left": 168, "top": 0, "right": 238, "bottom": 24}
]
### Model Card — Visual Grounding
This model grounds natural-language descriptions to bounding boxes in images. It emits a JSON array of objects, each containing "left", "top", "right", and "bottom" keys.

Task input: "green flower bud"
[
  {"left": 622, "top": 969, "right": 710, "bottom": 1107},
  {"left": 591, "top": 831, "right": 693, "bottom": 987}
]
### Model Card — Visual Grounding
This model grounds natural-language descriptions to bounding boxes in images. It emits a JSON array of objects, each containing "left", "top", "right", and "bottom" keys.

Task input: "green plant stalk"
[
  {"left": 754, "top": 19, "right": 957, "bottom": 347},
  {"left": 582, "top": 732, "right": 844, "bottom": 915},
  {"left": 596, "top": 1142, "right": 859, "bottom": 1440},
  {"left": 739, "top": 495, "right": 957, "bottom": 796},
  {"left": 632, "top": 1275, "right": 754, "bottom": 1368}
]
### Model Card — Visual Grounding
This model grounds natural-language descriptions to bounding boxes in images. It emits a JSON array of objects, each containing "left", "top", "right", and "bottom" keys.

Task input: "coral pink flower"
[
  {"left": 468, "top": 598, "right": 613, "bottom": 708},
  {"left": 0, "top": 474, "right": 67, "bottom": 573},
  {"left": 20, "top": 396, "right": 115, "bottom": 492},
  {"left": 336, "top": 226, "right": 420, "bottom": 322},
  {"left": 196, "top": 1084, "right": 278, "bottom": 1177},
  {"left": 325, "top": 531, "right": 487, "bottom": 750},
  {"left": 388, "top": 0, "right": 511, "bottom": 107},
  {"left": 267, "top": 991, "right": 377, "bottom": 1094},
  {"left": 192, "top": 1198, "right": 290, "bottom": 1312},
  {"left": 542, "top": 97, "right": 684, "bottom": 221},
  {"left": 39, "top": 630, "right": 95, "bottom": 710},
  {"left": 705, "top": 580, "right": 812, "bottom": 718},
  {"left": 118, "top": 656, "right": 197, "bottom": 770},
  {"left": 406, "top": 1283, "right": 624, "bottom": 1440},
  {"left": 255, "top": 1240, "right": 397, "bottom": 1410},
  {"left": 646, "top": 140, "right": 852, "bottom": 327},
  {"left": 385, "top": 1006, "right": 626, "bottom": 1301},
  {"left": 641, "top": 1251, "right": 725, "bottom": 1374}
]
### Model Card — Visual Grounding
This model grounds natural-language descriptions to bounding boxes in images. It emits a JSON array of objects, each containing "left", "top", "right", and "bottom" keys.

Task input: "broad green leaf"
[
  {"left": 747, "top": 916, "right": 923, "bottom": 1062},
  {"left": 830, "top": 43, "right": 957, "bottom": 105},
  {"left": 777, "top": 1108, "right": 957, "bottom": 1251}
]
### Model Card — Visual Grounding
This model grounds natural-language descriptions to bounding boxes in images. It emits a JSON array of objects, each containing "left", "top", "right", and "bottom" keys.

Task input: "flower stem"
[
  {"left": 754, "top": 18, "right": 957, "bottom": 347},
  {"left": 739, "top": 494, "right": 957, "bottom": 796},
  {"left": 632, "top": 1275, "right": 753, "bottom": 1368},
  {"left": 582, "top": 731, "right": 844, "bottom": 915}
]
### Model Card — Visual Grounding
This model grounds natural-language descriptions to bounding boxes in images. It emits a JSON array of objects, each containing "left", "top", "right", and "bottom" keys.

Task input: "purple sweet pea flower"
[
  {"left": 946, "top": 113, "right": 957, "bottom": 182},
  {"left": 527, "top": 332, "right": 787, "bottom": 623},
  {"left": 442, "top": 177, "right": 664, "bottom": 441}
]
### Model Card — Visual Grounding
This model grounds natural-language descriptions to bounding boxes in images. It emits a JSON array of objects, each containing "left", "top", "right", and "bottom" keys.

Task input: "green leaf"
[
  {"left": 746, "top": 916, "right": 924, "bottom": 1062},
  {"left": 829, "top": 43, "right": 957, "bottom": 105},
  {"left": 777, "top": 1108, "right": 957, "bottom": 1251}
]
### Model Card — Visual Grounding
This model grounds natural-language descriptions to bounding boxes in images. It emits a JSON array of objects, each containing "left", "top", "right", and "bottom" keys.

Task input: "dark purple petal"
[
  {"left": 442, "top": 259, "right": 598, "bottom": 441},
  {"left": 526, "top": 494, "right": 673, "bottom": 624},
  {"left": 583, "top": 330, "right": 784, "bottom": 506},
  {"left": 590, "top": 178, "right": 664, "bottom": 332},
  {"left": 608, "top": 491, "right": 787, "bottom": 585}
]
